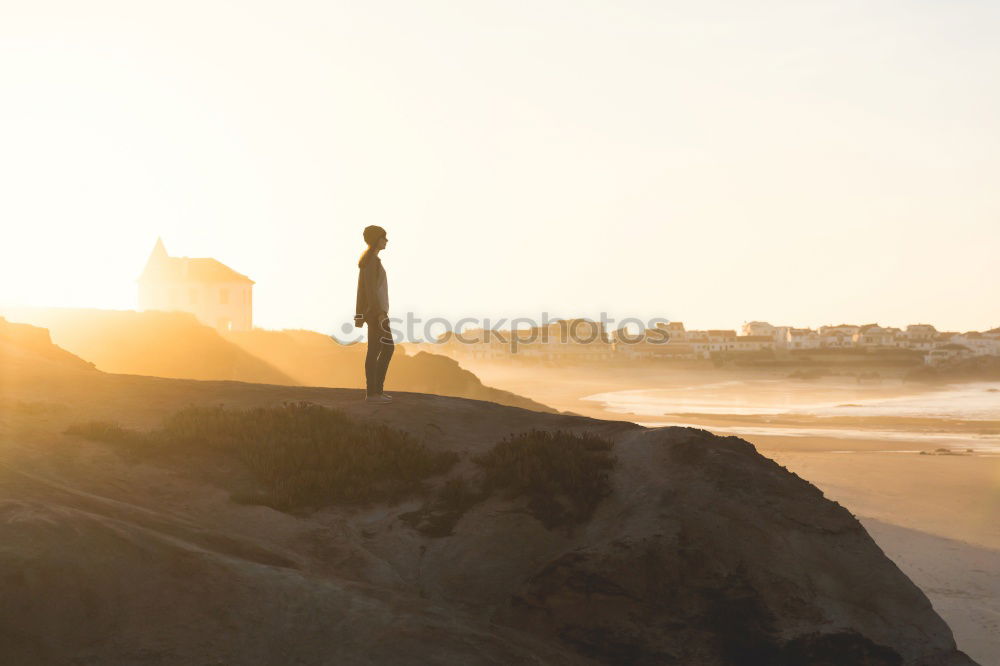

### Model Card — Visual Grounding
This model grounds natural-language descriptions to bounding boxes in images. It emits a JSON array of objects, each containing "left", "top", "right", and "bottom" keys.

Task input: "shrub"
[
  {"left": 401, "top": 429, "right": 618, "bottom": 537},
  {"left": 65, "top": 401, "right": 457, "bottom": 510},
  {"left": 65, "top": 420, "right": 143, "bottom": 445},
  {"left": 474, "top": 428, "right": 616, "bottom": 529}
]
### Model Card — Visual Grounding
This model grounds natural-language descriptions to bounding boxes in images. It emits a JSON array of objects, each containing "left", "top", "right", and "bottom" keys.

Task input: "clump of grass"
[
  {"left": 474, "top": 428, "right": 616, "bottom": 528},
  {"left": 65, "top": 420, "right": 143, "bottom": 445},
  {"left": 402, "top": 429, "right": 617, "bottom": 537},
  {"left": 65, "top": 401, "right": 456, "bottom": 511}
]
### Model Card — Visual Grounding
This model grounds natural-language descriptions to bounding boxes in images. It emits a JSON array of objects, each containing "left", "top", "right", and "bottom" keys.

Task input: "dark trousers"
[{"left": 365, "top": 314, "right": 394, "bottom": 396}]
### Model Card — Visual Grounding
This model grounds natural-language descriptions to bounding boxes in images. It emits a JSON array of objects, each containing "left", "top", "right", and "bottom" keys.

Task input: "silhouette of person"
[{"left": 354, "top": 226, "right": 394, "bottom": 403}]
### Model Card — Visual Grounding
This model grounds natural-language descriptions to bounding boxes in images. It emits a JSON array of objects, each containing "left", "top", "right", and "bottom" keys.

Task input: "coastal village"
[{"left": 435, "top": 319, "right": 1000, "bottom": 366}]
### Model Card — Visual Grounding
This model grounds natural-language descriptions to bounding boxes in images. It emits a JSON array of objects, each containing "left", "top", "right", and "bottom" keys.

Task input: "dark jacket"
[{"left": 355, "top": 254, "right": 388, "bottom": 327}]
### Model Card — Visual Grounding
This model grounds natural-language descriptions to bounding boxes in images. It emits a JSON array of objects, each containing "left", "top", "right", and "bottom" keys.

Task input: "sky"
[{"left": 1, "top": 0, "right": 998, "bottom": 337}]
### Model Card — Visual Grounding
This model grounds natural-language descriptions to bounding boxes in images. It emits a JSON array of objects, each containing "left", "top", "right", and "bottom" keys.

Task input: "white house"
[
  {"left": 681, "top": 331, "right": 712, "bottom": 358},
  {"left": 785, "top": 328, "right": 821, "bottom": 350},
  {"left": 772, "top": 326, "right": 793, "bottom": 348},
  {"left": 819, "top": 324, "right": 861, "bottom": 337},
  {"left": 924, "top": 343, "right": 973, "bottom": 365},
  {"left": 655, "top": 321, "right": 687, "bottom": 343},
  {"left": 734, "top": 335, "right": 774, "bottom": 352},
  {"left": 819, "top": 330, "right": 854, "bottom": 348},
  {"left": 137, "top": 238, "right": 254, "bottom": 332},
  {"left": 905, "top": 324, "right": 937, "bottom": 340},
  {"left": 899, "top": 324, "right": 938, "bottom": 351},
  {"left": 854, "top": 324, "right": 894, "bottom": 347},
  {"left": 707, "top": 330, "right": 737, "bottom": 352},
  {"left": 951, "top": 333, "right": 1000, "bottom": 356},
  {"left": 742, "top": 321, "right": 776, "bottom": 338}
]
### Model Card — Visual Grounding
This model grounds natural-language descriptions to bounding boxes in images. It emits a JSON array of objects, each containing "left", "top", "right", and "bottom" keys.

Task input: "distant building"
[
  {"left": 854, "top": 324, "right": 894, "bottom": 347},
  {"left": 900, "top": 324, "right": 938, "bottom": 351},
  {"left": 688, "top": 339, "right": 712, "bottom": 359},
  {"left": 520, "top": 319, "right": 614, "bottom": 361},
  {"left": 785, "top": 328, "right": 820, "bottom": 350},
  {"left": 742, "top": 321, "right": 776, "bottom": 338},
  {"left": 819, "top": 324, "right": 861, "bottom": 337},
  {"left": 734, "top": 335, "right": 774, "bottom": 352},
  {"left": 617, "top": 335, "right": 694, "bottom": 360},
  {"left": 706, "top": 329, "right": 737, "bottom": 352},
  {"left": 656, "top": 321, "right": 687, "bottom": 342},
  {"left": 924, "top": 343, "right": 973, "bottom": 365},
  {"left": 819, "top": 330, "right": 853, "bottom": 348},
  {"left": 951, "top": 332, "right": 1000, "bottom": 356},
  {"left": 137, "top": 238, "right": 254, "bottom": 332}
]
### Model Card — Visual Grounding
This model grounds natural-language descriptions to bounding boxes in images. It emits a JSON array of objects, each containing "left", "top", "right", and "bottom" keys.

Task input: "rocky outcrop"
[
  {"left": 493, "top": 428, "right": 971, "bottom": 665},
  {"left": 0, "top": 316, "right": 96, "bottom": 378},
  {"left": 0, "top": 363, "right": 977, "bottom": 665}
]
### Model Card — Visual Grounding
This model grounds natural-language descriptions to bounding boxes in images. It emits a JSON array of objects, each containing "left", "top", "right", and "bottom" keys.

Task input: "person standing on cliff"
[{"left": 354, "top": 225, "right": 394, "bottom": 403}]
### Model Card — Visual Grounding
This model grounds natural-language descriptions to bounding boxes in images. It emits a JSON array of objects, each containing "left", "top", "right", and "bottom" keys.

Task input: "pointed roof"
[
  {"left": 137, "top": 238, "right": 254, "bottom": 285},
  {"left": 138, "top": 237, "right": 169, "bottom": 280},
  {"left": 151, "top": 236, "right": 167, "bottom": 259}
]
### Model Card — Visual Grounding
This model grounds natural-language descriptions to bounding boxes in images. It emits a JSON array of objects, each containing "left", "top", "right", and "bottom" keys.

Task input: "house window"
[
  {"left": 189, "top": 287, "right": 198, "bottom": 304},
  {"left": 220, "top": 288, "right": 229, "bottom": 305}
]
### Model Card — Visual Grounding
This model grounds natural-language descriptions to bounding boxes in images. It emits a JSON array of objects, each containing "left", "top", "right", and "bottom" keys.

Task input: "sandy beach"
[{"left": 759, "top": 444, "right": 1000, "bottom": 666}]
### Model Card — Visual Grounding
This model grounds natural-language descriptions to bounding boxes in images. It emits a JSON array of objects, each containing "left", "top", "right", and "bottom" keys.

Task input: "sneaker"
[{"left": 366, "top": 394, "right": 392, "bottom": 403}]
